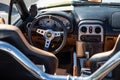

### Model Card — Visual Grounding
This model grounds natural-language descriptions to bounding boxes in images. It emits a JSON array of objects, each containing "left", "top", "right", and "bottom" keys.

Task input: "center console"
[{"left": 76, "top": 20, "right": 104, "bottom": 57}]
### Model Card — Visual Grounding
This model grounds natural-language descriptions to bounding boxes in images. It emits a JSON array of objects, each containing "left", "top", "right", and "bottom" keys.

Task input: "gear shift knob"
[{"left": 85, "top": 52, "right": 89, "bottom": 59}]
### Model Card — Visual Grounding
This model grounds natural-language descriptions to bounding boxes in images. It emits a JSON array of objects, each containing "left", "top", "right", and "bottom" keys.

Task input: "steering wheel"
[{"left": 27, "top": 15, "right": 67, "bottom": 54}]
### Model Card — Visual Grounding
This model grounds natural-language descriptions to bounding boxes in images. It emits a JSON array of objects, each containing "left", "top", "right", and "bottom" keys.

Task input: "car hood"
[{"left": 35, "top": 0, "right": 72, "bottom": 9}]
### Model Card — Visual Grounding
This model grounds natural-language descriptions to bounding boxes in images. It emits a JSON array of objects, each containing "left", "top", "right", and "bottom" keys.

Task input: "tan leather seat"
[
  {"left": 90, "top": 34, "right": 120, "bottom": 79},
  {"left": 0, "top": 24, "right": 58, "bottom": 74}
]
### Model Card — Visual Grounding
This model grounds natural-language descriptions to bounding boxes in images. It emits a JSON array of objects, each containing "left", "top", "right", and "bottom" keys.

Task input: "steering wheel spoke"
[
  {"left": 44, "top": 39, "right": 51, "bottom": 50},
  {"left": 36, "top": 29, "right": 46, "bottom": 36},
  {"left": 54, "top": 31, "right": 64, "bottom": 37}
]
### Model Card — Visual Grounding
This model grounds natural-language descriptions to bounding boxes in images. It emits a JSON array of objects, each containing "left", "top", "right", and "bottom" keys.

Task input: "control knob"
[{"left": 95, "top": 27, "right": 101, "bottom": 33}]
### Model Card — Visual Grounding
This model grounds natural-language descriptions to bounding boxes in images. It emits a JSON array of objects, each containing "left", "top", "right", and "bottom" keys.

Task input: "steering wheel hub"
[
  {"left": 44, "top": 30, "right": 54, "bottom": 40},
  {"left": 46, "top": 32, "right": 52, "bottom": 38}
]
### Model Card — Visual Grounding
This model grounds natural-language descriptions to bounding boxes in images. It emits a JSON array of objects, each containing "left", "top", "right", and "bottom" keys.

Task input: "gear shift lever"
[
  {"left": 84, "top": 51, "right": 90, "bottom": 68},
  {"left": 81, "top": 51, "right": 91, "bottom": 76},
  {"left": 85, "top": 52, "right": 90, "bottom": 60}
]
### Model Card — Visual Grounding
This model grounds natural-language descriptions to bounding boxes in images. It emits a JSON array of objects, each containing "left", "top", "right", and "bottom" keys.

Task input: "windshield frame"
[{"left": 8, "top": 0, "right": 29, "bottom": 24}]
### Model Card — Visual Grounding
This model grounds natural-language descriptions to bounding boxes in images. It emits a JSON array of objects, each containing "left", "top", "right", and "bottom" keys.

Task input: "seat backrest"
[
  {"left": 111, "top": 34, "right": 120, "bottom": 56},
  {"left": 0, "top": 24, "right": 58, "bottom": 74},
  {"left": 0, "top": 49, "right": 40, "bottom": 80},
  {"left": 90, "top": 34, "right": 120, "bottom": 73}
]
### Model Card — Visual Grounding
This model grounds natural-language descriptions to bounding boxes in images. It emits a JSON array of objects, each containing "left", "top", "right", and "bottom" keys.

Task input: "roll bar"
[{"left": 0, "top": 41, "right": 120, "bottom": 80}]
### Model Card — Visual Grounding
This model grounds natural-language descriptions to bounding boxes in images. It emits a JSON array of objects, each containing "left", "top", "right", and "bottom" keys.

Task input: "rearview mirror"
[{"left": 29, "top": 4, "right": 37, "bottom": 17}]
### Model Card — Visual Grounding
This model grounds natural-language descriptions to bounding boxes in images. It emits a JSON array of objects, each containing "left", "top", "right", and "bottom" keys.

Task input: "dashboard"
[
  {"left": 24, "top": 4, "right": 120, "bottom": 57},
  {"left": 73, "top": 6, "right": 120, "bottom": 57},
  {"left": 14, "top": 2, "right": 120, "bottom": 76}
]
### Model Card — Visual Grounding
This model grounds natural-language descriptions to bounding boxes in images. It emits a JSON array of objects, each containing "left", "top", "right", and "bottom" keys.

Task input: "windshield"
[
  {"left": 0, "top": 0, "right": 120, "bottom": 24},
  {"left": 0, "top": 0, "right": 10, "bottom": 24},
  {"left": 24, "top": 0, "right": 38, "bottom": 9},
  {"left": 0, "top": 0, "right": 38, "bottom": 24}
]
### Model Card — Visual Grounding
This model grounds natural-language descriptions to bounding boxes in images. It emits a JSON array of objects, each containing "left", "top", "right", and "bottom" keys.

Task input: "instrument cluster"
[
  {"left": 78, "top": 23, "right": 104, "bottom": 42},
  {"left": 37, "top": 15, "right": 72, "bottom": 33}
]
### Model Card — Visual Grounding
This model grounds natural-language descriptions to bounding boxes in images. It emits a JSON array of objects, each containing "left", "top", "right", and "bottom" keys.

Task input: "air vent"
[
  {"left": 81, "top": 26, "right": 87, "bottom": 33},
  {"left": 95, "top": 27, "right": 101, "bottom": 33}
]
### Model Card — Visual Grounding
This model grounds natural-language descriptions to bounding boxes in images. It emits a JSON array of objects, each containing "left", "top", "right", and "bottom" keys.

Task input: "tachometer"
[{"left": 39, "top": 19, "right": 55, "bottom": 28}]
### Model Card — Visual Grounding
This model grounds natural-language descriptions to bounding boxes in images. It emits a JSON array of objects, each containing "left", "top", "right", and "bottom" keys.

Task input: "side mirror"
[{"left": 29, "top": 4, "right": 37, "bottom": 17}]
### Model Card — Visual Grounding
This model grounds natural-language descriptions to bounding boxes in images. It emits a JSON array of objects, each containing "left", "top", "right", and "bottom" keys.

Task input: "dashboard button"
[{"left": 89, "top": 26, "right": 93, "bottom": 33}]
